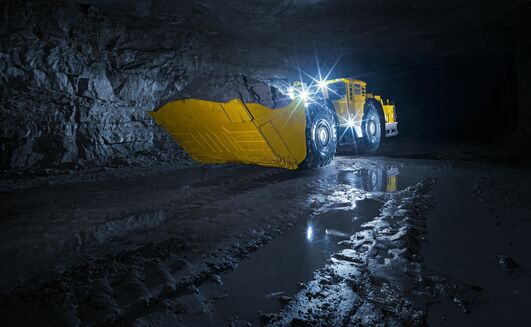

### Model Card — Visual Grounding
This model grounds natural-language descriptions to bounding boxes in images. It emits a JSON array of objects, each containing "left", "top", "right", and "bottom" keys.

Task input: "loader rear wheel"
[
  {"left": 360, "top": 102, "right": 383, "bottom": 153},
  {"left": 300, "top": 104, "right": 337, "bottom": 168}
]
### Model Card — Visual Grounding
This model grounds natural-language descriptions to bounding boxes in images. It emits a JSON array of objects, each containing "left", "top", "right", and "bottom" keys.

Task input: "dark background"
[{"left": 368, "top": 54, "right": 519, "bottom": 143}]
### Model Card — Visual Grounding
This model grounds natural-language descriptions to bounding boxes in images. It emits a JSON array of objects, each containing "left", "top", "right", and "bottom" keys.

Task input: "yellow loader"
[{"left": 150, "top": 78, "right": 398, "bottom": 170}]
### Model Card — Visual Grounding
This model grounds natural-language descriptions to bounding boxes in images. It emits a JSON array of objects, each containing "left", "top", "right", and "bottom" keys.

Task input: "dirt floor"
[{"left": 0, "top": 154, "right": 530, "bottom": 326}]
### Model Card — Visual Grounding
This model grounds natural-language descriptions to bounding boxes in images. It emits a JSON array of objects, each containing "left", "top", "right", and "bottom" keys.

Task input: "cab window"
[
  {"left": 327, "top": 82, "right": 346, "bottom": 100},
  {"left": 354, "top": 84, "right": 361, "bottom": 95}
]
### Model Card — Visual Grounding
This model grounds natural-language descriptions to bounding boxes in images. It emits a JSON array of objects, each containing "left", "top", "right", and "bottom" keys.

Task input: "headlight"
[
  {"left": 288, "top": 84, "right": 314, "bottom": 107},
  {"left": 299, "top": 90, "right": 312, "bottom": 107},
  {"left": 299, "top": 90, "right": 310, "bottom": 102},
  {"left": 287, "top": 87, "right": 295, "bottom": 100}
]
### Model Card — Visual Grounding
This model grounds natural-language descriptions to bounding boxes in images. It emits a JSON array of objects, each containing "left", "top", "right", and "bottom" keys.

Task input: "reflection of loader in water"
[{"left": 339, "top": 166, "right": 399, "bottom": 192}]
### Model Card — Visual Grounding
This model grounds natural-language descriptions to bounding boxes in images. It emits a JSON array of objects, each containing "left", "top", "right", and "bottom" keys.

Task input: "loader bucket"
[{"left": 149, "top": 98, "right": 308, "bottom": 169}]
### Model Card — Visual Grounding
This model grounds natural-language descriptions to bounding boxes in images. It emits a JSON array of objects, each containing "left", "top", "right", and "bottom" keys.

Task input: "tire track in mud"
[
  {"left": 105, "top": 169, "right": 339, "bottom": 325},
  {"left": 110, "top": 162, "right": 381, "bottom": 325},
  {"left": 110, "top": 163, "right": 369, "bottom": 326},
  {"left": 0, "top": 166, "right": 302, "bottom": 286},
  {"left": 0, "top": 165, "right": 335, "bottom": 326},
  {"left": 0, "top": 160, "right": 489, "bottom": 326},
  {"left": 162, "top": 168, "right": 313, "bottom": 214}
]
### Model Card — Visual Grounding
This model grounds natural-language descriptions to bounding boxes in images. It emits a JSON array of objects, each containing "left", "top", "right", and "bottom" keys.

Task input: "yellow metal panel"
[
  {"left": 221, "top": 101, "right": 253, "bottom": 123},
  {"left": 372, "top": 95, "right": 396, "bottom": 124},
  {"left": 246, "top": 101, "right": 307, "bottom": 167},
  {"left": 351, "top": 80, "right": 367, "bottom": 123},
  {"left": 383, "top": 104, "right": 396, "bottom": 123},
  {"left": 149, "top": 98, "right": 307, "bottom": 169}
]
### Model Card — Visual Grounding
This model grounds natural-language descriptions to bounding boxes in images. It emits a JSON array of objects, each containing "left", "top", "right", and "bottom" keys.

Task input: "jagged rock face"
[
  {"left": 177, "top": 75, "right": 292, "bottom": 110},
  {"left": 0, "top": 0, "right": 294, "bottom": 170},
  {"left": 1, "top": 0, "right": 530, "bottom": 170}
]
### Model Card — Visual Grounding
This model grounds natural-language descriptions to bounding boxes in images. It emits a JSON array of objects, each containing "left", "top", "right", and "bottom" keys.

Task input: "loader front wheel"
[{"left": 300, "top": 104, "right": 337, "bottom": 168}]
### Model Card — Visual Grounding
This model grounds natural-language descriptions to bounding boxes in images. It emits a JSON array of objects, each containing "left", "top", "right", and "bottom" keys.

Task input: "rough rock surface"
[
  {"left": 175, "top": 75, "right": 292, "bottom": 110},
  {"left": 0, "top": 0, "right": 293, "bottom": 171}
]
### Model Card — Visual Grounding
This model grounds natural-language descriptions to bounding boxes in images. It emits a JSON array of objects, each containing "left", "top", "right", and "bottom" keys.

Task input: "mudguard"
[{"left": 149, "top": 99, "right": 307, "bottom": 169}]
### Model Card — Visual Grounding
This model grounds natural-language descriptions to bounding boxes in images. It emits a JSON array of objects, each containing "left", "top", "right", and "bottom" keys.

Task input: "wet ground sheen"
[
  {"left": 216, "top": 198, "right": 383, "bottom": 324},
  {"left": 0, "top": 157, "right": 529, "bottom": 326}
]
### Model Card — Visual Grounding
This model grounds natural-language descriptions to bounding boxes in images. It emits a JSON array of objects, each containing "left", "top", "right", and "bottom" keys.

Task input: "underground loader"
[{"left": 150, "top": 78, "right": 398, "bottom": 170}]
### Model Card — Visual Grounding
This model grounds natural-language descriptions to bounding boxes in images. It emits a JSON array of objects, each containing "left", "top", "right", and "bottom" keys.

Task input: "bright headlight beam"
[
  {"left": 298, "top": 89, "right": 313, "bottom": 107},
  {"left": 299, "top": 89, "right": 310, "bottom": 101},
  {"left": 347, "top": 119, "right": 355, "bottom": 128},
  {"left": 318, "top": 80, "right": 327, "bottom": 90},
  {"left": 298, "top": 52, "right": 343, "bottom": 94},
  {"left": 287, "top": 87, "right": 295, "bottom": 100},
  {"left": 306, "top": 225, "right": 313, "bottom": 241}
]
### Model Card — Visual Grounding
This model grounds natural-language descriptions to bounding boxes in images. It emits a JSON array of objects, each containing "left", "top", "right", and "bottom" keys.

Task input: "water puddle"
[
  {"left": 214, "top": 198, "right": 382, "bottom": 324},
  {"left": 212, "top": 164, "right": 419, "bottom": 324},
  {"left": 338, "top": 165, "right": 420, "bottom": 192}
]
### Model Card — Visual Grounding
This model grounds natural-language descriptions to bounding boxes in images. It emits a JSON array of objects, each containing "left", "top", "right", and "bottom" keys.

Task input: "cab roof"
[{"left": 293, "top": 78, "right": 366, "bottom": 87}]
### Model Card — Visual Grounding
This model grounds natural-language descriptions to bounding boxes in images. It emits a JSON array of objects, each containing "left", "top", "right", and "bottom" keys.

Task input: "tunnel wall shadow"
[{"left": 366, "top": 54, "right": 519, "bottom": 144}]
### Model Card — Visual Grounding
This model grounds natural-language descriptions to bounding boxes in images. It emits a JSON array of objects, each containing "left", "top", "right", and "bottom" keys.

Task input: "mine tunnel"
[{"left": 1, "top": 0, "right": 530, "bottom": 326}]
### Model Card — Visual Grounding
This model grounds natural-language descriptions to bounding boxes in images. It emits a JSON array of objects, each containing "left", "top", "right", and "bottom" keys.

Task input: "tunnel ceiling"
[{"left": 77, "top": 0, "right": 521, "bottom": 60}]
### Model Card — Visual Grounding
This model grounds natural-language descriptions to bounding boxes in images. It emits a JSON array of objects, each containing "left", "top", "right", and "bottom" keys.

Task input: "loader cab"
[
  {"left": 323, "top": 79, "right": 367, "bottom": 129},
  {"left": 326, "top": 81, "right": 346, "bottom": 101},
  {"left": 325, "top": 81, "right": 348, "bottom": 121},
  {"left": 350, "top": 80, "right": 367, "bottom": 119}
]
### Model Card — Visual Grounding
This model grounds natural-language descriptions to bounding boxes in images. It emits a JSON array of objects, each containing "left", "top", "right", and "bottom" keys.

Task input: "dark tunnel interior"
[
  {"left": 1, "top": 1, "right": 531, "bottom": 326},
  {"left": 364, "top": 54, "right": 519, "bottom": 142}
]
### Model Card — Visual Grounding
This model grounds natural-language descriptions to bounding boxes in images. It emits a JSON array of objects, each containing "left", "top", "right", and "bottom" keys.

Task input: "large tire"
[
  {"left": 359, "top": 102, "right": 384, "bottom": 154},
  {"left": 299, "top": 103, "right": 337, "bottom": 168}
]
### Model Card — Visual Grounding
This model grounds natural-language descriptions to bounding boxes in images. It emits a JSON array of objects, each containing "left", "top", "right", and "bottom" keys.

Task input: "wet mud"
[{"left": 1, "top": 158, "right": 529, "bottom": 326}]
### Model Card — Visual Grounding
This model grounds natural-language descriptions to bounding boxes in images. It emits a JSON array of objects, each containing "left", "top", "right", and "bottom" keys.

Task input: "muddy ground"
[{"left": 0, "top": 154, "right": 530, "bottom": 326}]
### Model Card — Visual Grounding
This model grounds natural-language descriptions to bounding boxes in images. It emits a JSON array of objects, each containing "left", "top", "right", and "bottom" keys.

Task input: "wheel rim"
[
  {"left": 313, "top": 119, "right": 332, "bottom": 156},
  {"left": 368, "top": 120, "right": 376, "bottom": 136},
  {"left": 366, "top": 115, "right": 380, "bottom": 143},
  {"left": 317, "top": 126, "right": 330, "bottom": 146}
]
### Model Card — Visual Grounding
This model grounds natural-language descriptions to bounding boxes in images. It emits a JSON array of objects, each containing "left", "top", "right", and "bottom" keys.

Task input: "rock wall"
[{"left": 0, "top": 0, "right": 293, "bottom": 170}]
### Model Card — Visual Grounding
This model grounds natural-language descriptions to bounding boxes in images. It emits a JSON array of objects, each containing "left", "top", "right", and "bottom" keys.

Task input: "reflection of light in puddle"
[
  {"left": 325, "top": 228, "right": 350, "bottom": 238},
  {"left": 306, "top": 225, "right": 313, "bottom": 241},
  {"left": 213, "top": 165, "right": 423, "bottom": 325},
  {"left": 216, "top": 199, "right": 384, "bottom": 324}
]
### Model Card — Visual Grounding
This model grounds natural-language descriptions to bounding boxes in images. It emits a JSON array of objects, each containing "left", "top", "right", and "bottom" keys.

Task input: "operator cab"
[{"left": 326, "top": 81, "right": 346, "bottom": 101}]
